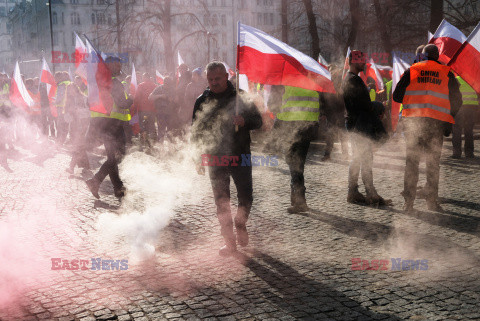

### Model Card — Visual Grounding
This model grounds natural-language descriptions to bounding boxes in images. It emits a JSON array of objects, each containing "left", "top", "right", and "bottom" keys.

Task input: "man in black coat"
[
  {"left": 192, "top": 61, "right": 262, "bottom": 256},
  {"left": 343, "top": 50, "right": 392, "bottom": 206}
]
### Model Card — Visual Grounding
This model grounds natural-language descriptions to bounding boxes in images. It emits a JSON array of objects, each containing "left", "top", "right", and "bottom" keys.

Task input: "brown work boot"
[
  {"left": 347, "top": 186, "right": 366, "bottom": 204},
  {"left": 426, "top": 199, "right": 444, "bottom": 212},
  {"left": 287, "top": 186, "right": 309, "bottom": 213}
]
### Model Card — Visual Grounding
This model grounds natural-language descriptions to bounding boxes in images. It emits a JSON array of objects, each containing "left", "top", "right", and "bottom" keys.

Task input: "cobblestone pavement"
[{"left": 0, "top": 131, "right": 479, "bottom": 321}]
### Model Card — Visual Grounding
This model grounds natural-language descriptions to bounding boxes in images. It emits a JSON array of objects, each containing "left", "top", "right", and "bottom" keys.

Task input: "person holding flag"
[
  {"left": 86, "top": 56, "right": 133, "bottom": 199},
  {"left": 393, "top": 44, "right": 462, "bottom": 213},
  {"left": 191, "top": 61, "right": 262, "bottom": 256}
]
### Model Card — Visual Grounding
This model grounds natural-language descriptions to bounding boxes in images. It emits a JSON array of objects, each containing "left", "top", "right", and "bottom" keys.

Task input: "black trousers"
[
  {"left": 275, "top": 120, "right": 318, "bottom": 190},
  {"left": 208, "top": 163, "right": 253, "bottom": 230},
  {"left": 452, "top": 105, "right": 478, "bottom": 157},
  {"left": 92, "top": 118, "right": 126, "bottom": 190}
]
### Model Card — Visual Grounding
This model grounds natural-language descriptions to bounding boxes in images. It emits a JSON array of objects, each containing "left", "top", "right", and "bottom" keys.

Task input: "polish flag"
[
  {"left": 84, "top": 37, "right": 113, "bottom": 114},
  {"left": 9, "top": 61, "right": 34, "bottom": 111},
  {"left": 74, "top": 33, "right": 88, "bottom": 81},
  {"left": 448, "top": 22, "right": 480, "bottom": 93},
  {"left": 392, "top": 53, "right": 411, "bottom": 130},
  {"left": 40, "top": 57, "right": 58, "bottom": 117},
  {"left": 376, "top": 64, "right": 393, "bottom": 80},
  {"left": 177, "top": 51, "right": 185, "bottom": 67},
  {"left": 429, "top": 19, "right": 467, "bottom": 64},
  {"left": 156, "top": 70, "right": 164, "bottom": 84},
  {"left": 237, "top": 23, "right": 335, "bottom": 93},
  {"left": 342, "top": 47, "right": 351, "bottom": 80},
  {"left": 366, "top": 59, "right": 384, "bottom": 92},
  {"left": 428, "top": 31, "right": 434, "bottom": 42},
  {"left": 130, "top": 63, "right": 137, "bottom": 96},
  {"left": 222, "top": 62, "right": 236, "bottom": 78},
  {"left": 318, "top": 54, "right": 328, "bottom": 69}
]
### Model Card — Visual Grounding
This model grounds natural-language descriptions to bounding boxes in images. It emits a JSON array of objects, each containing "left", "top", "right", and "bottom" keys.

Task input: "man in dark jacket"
[
  {"left": 343, "top": 50, "right": 392, "bottom": 206},
  {"left": 393, "top": 44, "right": 462, "bottom": 212},
  {"left": 192, "top": 61, "right": 262, "bottom": 256}
]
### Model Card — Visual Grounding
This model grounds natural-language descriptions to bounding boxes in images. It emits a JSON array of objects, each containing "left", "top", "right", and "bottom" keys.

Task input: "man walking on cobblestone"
[
  {"left": 86, "top": 57, "right": 133, "bottom": 199},
  {"left": 393, "top": 44, "right": 462, "bottom": 212},
  {"left": 192, "top": 61, "right": 262, "bottom": 256}
]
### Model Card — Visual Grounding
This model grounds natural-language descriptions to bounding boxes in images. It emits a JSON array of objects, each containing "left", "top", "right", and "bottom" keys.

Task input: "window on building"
[
  {"left": 221, "top": 0, "right": 225, "bottom": 6},
  {"left": 71, "top": 12, "right": 80, "bottom": 25},
  {"left": 257, "top": 0, "right": 261, "bottom": 6},
  {"left": 263, "top": 12, "right": 268, "bottom": 25},
  {"left": 97, "top": 12, "right": 105, "bottom": 24},
  {"left": 212, "top": 14, "right": 218, "bottom": 26},
  {"left": 0, "top": 7, "right": 5, "bottom": 16},
  {"left": 221, "top": 14, "right": 226, "bottom": 26},
  {"left": 91, "top": 13, "right": 95, "bottom": 24},
  {"left": 269, "top": 13, "right": 273, "bottom": 25},
  {"left": 257, "top": 13, "right": 262, "bottom": 25},
  {"left": 212, "top": 0, "right": 216, "bottom": 6},
  {"left": 222, "top": 32, "right": 227, "bottom": 45},
  {"left": 72, "top": 32, "right": 75, "bottom": 46},
  {"left": 52, "top": 12, "right": 57, "bottom": 24},
  {"left": 204, "top": 14, "right": 209, "bottom": 26},
  {"left": 97, "top": 0, "right": 104, "bottom": 4},
  {"left": 70, "top": 0, "right": 79, "bottom": 4},
  {"left": 108, "top": 16, "right": 112, "bottom": 25},
  {"left": 62, "top": 12, "right": 64, "bottom": 24}
]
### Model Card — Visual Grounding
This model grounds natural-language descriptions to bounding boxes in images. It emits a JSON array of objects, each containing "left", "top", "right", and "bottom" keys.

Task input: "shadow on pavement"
[
  {"left": 440, "top": 197, "right": 480, "bottom": 212},
  {"left": 237, "top": 250, "right": 401, "bottom": 320},
  {"left": 299, "top": 209, "right": 480, "bottom": 263}
]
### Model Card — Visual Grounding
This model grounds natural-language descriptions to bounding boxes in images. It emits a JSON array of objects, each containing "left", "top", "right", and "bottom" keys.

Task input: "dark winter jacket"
[{"left": 192, "top": 81, "right": 262, "bottom": 156}]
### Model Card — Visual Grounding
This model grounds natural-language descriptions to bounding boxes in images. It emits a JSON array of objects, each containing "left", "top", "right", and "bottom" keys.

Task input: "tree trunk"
[
  {"left": 302, "top": 0, "right": 320, "bottom": 60},
  {"left": 281, "top": 0, "right": 288, "bottom": 43},
  {"left": 163, "top": 0, "right": 174, "bottom": 73},
  {"left": 345, "top": 0, "right": 360, "bottom": 52},
  {"left": 372, "top": 0, "right": 393, "bottom": 64},
  {"left": 430, "top": 0, "right": 444, "bottom": 32}
]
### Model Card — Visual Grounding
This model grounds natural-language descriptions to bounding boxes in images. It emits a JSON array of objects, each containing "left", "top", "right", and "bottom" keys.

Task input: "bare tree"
[
  {"left": 346, "top": 0, "right": 360, "bottom": 52},
  {"left": 430, "top": 0, "right": 444, "bottom": 32},
  {"left": 302, "top": 0, "right": 320, "bottom": 59}
]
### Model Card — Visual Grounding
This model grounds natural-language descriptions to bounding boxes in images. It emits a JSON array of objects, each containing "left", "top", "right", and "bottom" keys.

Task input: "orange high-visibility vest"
[{"left": 402, "top": 60, "right": 454, "bottom": 124}]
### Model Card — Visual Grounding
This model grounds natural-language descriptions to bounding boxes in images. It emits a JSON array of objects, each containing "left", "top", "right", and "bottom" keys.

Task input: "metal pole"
[
  {"left": 207, "top": 32, "right": 210, "bottom": 64},
  {"left": 47, "top": 0, "right": 55, "bottom": 72}
]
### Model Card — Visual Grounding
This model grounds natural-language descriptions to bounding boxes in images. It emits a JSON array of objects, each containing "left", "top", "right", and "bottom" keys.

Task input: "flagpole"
[{"left": 235, "top": 21, "right": 240, "bottom": 132}]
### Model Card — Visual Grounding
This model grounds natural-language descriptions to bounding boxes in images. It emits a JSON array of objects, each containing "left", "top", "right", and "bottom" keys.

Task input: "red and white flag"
[
  {"left": 84, "top": 37, "right": 113, "bottom": 114},
  {"left": 177, "top": 51, "right": 184, "bottom": 67},
  {"left": 318, "top": 54, "right": 328, "bottom": 69},
  {"left": 376, "top": 64, "right": 393, "bottom": 80},
  {"left": 74, "top": 33, "right": 88, "bottom": 81},
  {"left": 130, "top": 63, "right": 138, "bottom": 96},
  {"left": 156, "top": 70, "right": 164, "bottom": 84},
  {"left": 237, "top": 23, "right": 335, "bottom": 93},
  {"left": 428, "top": 31, "right": 434, "bottom": 42},
  {"left": 222, "top": 62, "right": 236, "bottom": 78},
  {"left": 392, "top": 53, "right": 411, "bottom": 130},
  {"left": 366, "top": 58, "right": 384, "bottom": 92},
  {"left": 449, "top": 22, "right": 480, "bottom": 93},
  {"left": 40, "top": 57, "right": 58, "bottom": 117},
  {"left": 9, "top": 61, "right": 34, "bottom": 111},
  {"left": 429, "top": 19, "right": 467, "bottom": 64},
  {"left": 342, "top": 47, "right": 351, "bottom": 80}
]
